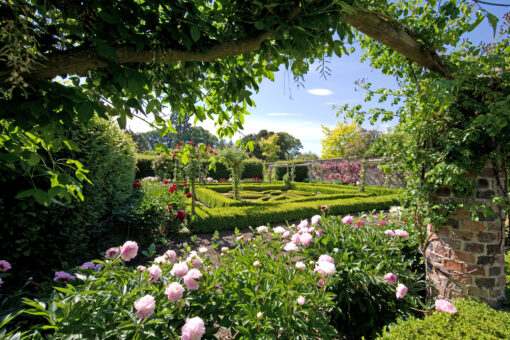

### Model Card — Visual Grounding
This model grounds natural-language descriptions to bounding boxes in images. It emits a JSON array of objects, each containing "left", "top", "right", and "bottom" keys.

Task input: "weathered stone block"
[
  {"left": 451, "top": 230, "right": 473, "bottom": 241},
  {"left": 475, "top": 277, "right": 495, "bottom": 289},
  {"left": 477, "top": 255, "right": 495, "bottom": 266},
  {"left": 463, "top": 242, "right": 485, "bottom": 253},
  {"left": 452, "top": 250, "right": 476, "bottom": 263},
  {"left": 443, "top": 259, "right": 463, "bottom": 272},
  {"left": 477, "top": 232, "right": 497, "bottom": 243}
]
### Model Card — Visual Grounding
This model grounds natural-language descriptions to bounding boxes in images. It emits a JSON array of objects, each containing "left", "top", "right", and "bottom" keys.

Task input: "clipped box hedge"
[
  {"left": 377, "top": 299, "right": 510, "bottom": 339},
  {"left": 191, "top": 193, "right": 400, "bottom": 233}
]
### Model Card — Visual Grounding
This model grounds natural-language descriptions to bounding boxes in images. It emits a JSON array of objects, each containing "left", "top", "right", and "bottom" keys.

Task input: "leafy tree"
[
  {"left": 219, "top": 148, "right": 248, "bottom": 200},
  {"left": 179, "top": 126, "right": 219, "bottom": 148},
  {"left": 260, "top": 134, "right": 281, "bottom": 162},
  {"left": 321, "top": 121, "right": 360, "bottom": 159},
  {"left": 242, "top": 130, "right": 302, "bottom": 160},
  {"left": 294, "top": 152, "right": 319, "bottom": 161},
  {"left": 0, "top": 0, "right": 497, "bottom": 204}
]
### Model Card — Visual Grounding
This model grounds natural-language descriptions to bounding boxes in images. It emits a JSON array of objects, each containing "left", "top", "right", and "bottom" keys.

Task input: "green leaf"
[
  {"left": 117, "top": 115, "right": 127, "bottom": 130},
  {"left": 63, "top": 140, "right": 81, "bottom": 152},
  {"left": 254, "top": 21, "right": 264, "bottom": 30},
  {"left": 487, "top": 13, "right": 498, "bottom": 37},
  {"left": 77, "top": 102, "right": 95, "bottom": 122},
  {"left": 99, "top": 11, "right": 119, "bottom": 24},
  {"left": 190, "top": 26, "right": 200, "bottom": 42},
  {"left": 15, "top": 189, "right": 37, "bottom": 199}
]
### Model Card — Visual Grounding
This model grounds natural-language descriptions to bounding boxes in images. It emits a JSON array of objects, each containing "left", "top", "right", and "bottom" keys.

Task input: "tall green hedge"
[
  {"left": 135, "top": 153, "right": 158, "bottom": 179},
  {"left": 274, "top": 160, "right": 309, "bottom": 182},
  {"left": 242, "top": 158, "right": 264, "bottom": 179},
  {"left": 0, "top": 117, "right": 136, "bottom": 289},
  {"left": 206, "top": 161, "right": 230, "bottom": 180}
]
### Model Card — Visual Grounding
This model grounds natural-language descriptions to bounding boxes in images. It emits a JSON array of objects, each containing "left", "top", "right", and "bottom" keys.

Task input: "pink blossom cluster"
[
  {"left": 384, "top": 272, "right": 408, "bottom": 299},
  {"left": 54, "top": 271, "right": 76, "bottom": 282},
  {"left": 384, "top": 229, "right": 410, "bottom": 240},
  {"left": 322, "top": 160, "right": 362, "bottom": 184},
  {"left": 315, "top": 254, "right": 336, "bottom": 287},
  {"left": 80, "top": 261, "right": 103, "bottom": 271}
]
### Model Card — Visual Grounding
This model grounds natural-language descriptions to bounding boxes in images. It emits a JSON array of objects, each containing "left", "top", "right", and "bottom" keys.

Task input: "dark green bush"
[
  {"left": 241, "top": 158, "right": 263, "bottom": 179},
  {"left": 206, "top": 161, "right": 229, "bottom": 180},
  {"left": 0, "top": 117, "right": 135, "bottom": 289},
  {"left": 152, "top": 154, "right": 173, "bottom": 180},
  {"left": 135, "top": 153, "right": 158, "bottom": 178},
  {"left": 274, "top": 161, "right": 309, "bottom": 182},
  {"left": 378, "top": 299, "right": 510, "bottom": 339}
]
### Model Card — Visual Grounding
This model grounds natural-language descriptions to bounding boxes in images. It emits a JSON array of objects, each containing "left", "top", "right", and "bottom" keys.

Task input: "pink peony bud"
[
  {"left": 295, "top": 261, "right": 306, "bottom": 270},
  {"left": 384, "top": 273, "right": 397, "bottom": 285},
  {"left": 134, "top": 295, "right": 155, "bottom": 319},
  {"left": 396, "top": 284, "right": 408, "bottom": 299},
  {"left": 148, "top": 265, "right": 162, "bottom": 282},
  {"left": 394, "top": 229, "right": 410, "bottom": 240},
  {"left": 311, "top": 215, "right": 321, "bottom": 226},
  {"left": 356, "top": 221, "right": 363, "bottom": 228},
  {"left": 297, "top": 296, "right": 305, "bottom": 305}
]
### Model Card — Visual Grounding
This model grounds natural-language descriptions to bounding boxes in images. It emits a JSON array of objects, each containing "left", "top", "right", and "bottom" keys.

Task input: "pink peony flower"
[
  {"left": 297, "top": 296, "right": 306, "bottom": 305},
  {"left": 283, "top": 242, "right": 299, "bottom": 253},
  {"left": 316, "top": 229, "right": 324, "bottom": 237},
  {"left": 435, "top": 299, "right": 457, "bottom": 314},
  {"left": 165, "top": 282, "right": 185, "bottom": 301},
  {"left": 187, "top": 268, "right": 203, "bottom": 280},
  {"left": 182, "top": 317, "right": 206, "bottom": 340},
  {"left": 171, "top": 262, "right": 189, "bottom": 277},
  {"left": 320, "top": 205, "right": 329, "bottom": 212},
  {"left": 342, "top": 215, "right": 353, "bottom": 224},
  {"left": 316, "top": 261, "right": 336, "bottom": 276},
  {"left": 165, "top": 250, "right": 177, "bottom": 261},
  {"left": 282, "top": 230, "right": 291, "bottom": 238},
  {"left": 396, "top": 284, "right": 408, "bottom": 299},
  {"left": 295, "top": 261, "right": 306, "bottom": 270},
  {"left": 311, "top": 215, "right": 321, "bottom": 226},
  {"left": 192, "top": 258, "right": 203, "bottom": 268},
  {"left": 307, "top": 227, "right": 315, "bottom": 233},
  {"left": 384, "top": 229, "right": 396, "bottom": 237},
  {"left": 54, "top": 271, "right": 76, "bottom": 282},
  {"left": 183, "top": 274, "right": 199, "bottom": 290},
  {"left": 356, "top": 221, "right": 363, "bottom": 228},
  {"left": 134, "top": 295, "right": 155, "bottom": 319},
  {"left": 273, "top": 226, "right": 286, "bottom": 234},
  {"left": 318, "top": 254, "right": 334, "bottom": 265},
  {"left": 105, "top": 247, "right": 120, "bottom": 258},
  {"left": 394, "top": 229, "right": 410, "bottom": 240},
  {"left": 0, "top": 260, "right": 11, "bottom": 272},
  {"left": 148, "top": 265, "right": 162, "bottom": 282},
  {"left": 384, "top": 273, "right": 398, "bottom": 285},
  {"left": 291, "top": 233, "right": 301, "bottom": 244},
  {"left": 154, "top": 256, "right": 168, "bottom": 265},
  {"left": 300, "top": 233, "right": 313, "bottom": 246},
  {"left": 253, "top": 260, "right": 261, "bottom": 267},
  {"left": 379, "top": 221, "right": 388, "bottom": 226},
  {"left": 120, "top": 241, "right": 138, "bottom": 261},
  {"left": 256, "top": 225, "right": 268, "bottom": 233},
  {"left": 297, "top": 220, "right": 309, "bottom": 230}
]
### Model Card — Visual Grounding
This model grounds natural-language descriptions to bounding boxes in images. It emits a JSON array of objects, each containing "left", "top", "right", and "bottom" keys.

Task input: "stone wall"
[{"left": 426, "top": 164, "right": 506, "bottom": 307}]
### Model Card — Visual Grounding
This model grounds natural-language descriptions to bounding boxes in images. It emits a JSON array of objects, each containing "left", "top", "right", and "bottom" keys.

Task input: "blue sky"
[{"left": 127, "top": 4, "right": 508, "bottom": 156}]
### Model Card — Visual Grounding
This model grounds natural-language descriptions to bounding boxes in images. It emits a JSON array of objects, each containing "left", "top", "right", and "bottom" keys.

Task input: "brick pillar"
[{"left": 426, "top": 164, "right": 506, "bottom": 308}]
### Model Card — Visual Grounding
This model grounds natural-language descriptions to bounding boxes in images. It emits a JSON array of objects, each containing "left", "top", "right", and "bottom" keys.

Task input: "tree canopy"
[{"left": 0, "top": 0, "right": 499, "bottom": 203}]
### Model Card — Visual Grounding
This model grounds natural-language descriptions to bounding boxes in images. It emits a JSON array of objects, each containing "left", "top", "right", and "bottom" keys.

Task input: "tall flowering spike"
[
  {"left": 0, "top": 260, "right": 12, "bottom": 272},
  {"left": 120, "top": 241, "right": 138, "bottom": 261},
  {"left": 396, "top": 284, "right": 408, "bottom": 299},
  {"left": 435, "top": 299, "right": 457, "bottom": 314},
  {"left": 182, "top": 317, "right": 206, "bottom": 340},
  {"left": 134, "top": 295, "right": 155, "bottom": 319}
]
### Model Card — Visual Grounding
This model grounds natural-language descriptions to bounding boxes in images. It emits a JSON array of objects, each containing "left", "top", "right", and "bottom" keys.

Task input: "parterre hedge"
[{"left": 192, "top": 192, "right": 400, "bottom": 233}]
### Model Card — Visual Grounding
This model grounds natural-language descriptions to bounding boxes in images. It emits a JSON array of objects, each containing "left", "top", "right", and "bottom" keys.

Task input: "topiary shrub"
[
  {"left": 377, "top": 299, "right": 510, "bottom": 339},
  {"left": 135, "top": 153, "right": 158, "bottom": 179},
  {"left": 241, "top": 158, "right": 263, "bottom": 179},
  {"left": 0, "top": 117, "right": 136, "bottom": 290}
]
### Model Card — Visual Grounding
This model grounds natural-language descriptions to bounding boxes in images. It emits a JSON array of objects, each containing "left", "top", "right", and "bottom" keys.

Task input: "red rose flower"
[
  {"left": 163, "top": 180, "right": 170, "bottom": 184},
  {"left": 176, "top": 210, "right": 186, "bottom": 221},
  {"left": 168, "top": 205, "right": 173, "bottom": 211},
  {"left": 214, "top": 152, "right": 218, "bottom": 156},
  {"left": 189, "top": 141, "right": 194, "bottom": 146},
  {"left": 172, "top": 153, "right": 176, "bottom": 158},
  {"left": 133, "top": 181, "right": 141, "bottom": 188},
  {"left": 175, "top": 145, "right": 179, "bottom": 149},
  {"left": 186, "top": 192, "right": 192, "bottom": 198},
  {"left": 183, "top": 182, "right": 188, "bottom": 186},
  {"left": 169, "top": 184, "right": 178, "bottom": 192},
  {"left": 209, "top": 149, "right": 213, "bottom": 153}
]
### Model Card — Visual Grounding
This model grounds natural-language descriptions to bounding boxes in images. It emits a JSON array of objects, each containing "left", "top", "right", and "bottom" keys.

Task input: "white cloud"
[
  {"left": 324, "top": 102, "right": 336, "bottom": 106},
  {"left": 266, "top": 112, "right": 304, "bottom": 117},
  {"left": 307, "top": 88, "right": 333, "bottom": 96}
]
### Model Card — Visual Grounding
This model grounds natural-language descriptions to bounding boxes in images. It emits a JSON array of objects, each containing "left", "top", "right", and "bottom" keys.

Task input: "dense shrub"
[
  {"left": 378, "top": 299, "right": 510, "bottom": 339},
  {"left": 206, "top": 161, "right": 229, "bottom": 180},
  {"left": 303, "top": 215, "right": 424, "bottom": 339},
  {"left": 0, "top": 117, "right": 135, "bottom": 289},
  {"left": 12, "top": 230, "right": 339, "bottom": 338},
  {"left": 135, "top": 153, "right": 158, "bottom": 178},
  {"left": 241, "top": 158, "right": 264, "bottom": 179},
  {"left": 275, "top": 164, "right": 308, "bottom": 182}
]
